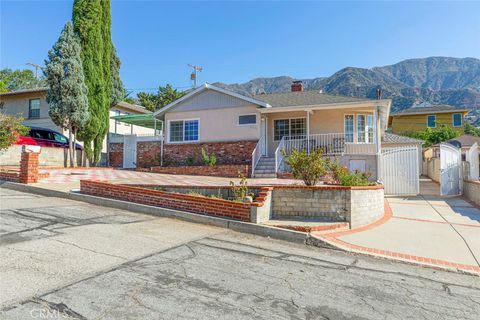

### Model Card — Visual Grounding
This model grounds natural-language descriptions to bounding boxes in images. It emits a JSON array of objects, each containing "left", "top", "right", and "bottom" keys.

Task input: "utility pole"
[
  {"left": 26, "top": 62, "right": 44, "bottom": 80},
  {"left": 188, "top": 64, "right": 203, "bottom": 88}
]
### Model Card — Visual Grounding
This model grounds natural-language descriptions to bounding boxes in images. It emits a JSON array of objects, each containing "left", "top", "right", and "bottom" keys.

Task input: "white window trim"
[
  {"left": 356, "top": 114, "right": 368, "bottom": 144},
  {"left": 452, "top": 113, "right": 462, "bottom": 127},
  {"left": 344, "top": 113, "right": 375, "bottom": 144},
  {"left": 167, "top": 118, "right": 200, "bottom": 143},
  {"left": 273, "top": 117, "right": 307, "bottom": 142},
  {"left": 344, "top": 114, "right": 355, "bottom": 144},
  {"left": 427, "top": 115, "right": 436, "bottom": 128},
  {"left": 237, "top": 113, "right": 257, "bottom": 126}
]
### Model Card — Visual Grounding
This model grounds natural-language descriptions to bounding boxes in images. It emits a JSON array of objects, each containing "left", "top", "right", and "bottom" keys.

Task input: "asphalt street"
[{"left": 1, "top": 186, "right": 479, "bottom": 319}]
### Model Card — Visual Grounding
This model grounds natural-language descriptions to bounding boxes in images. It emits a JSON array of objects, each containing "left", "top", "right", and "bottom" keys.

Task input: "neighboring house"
[
  {"left": 389, "top": 105, "right": 470, "bottom": 134},
  {"left": 0, "top": 87, "right": 153, "bottom": 139},
  {"left": 154, "top": 82, "right": 392, "bottom": 178},
  {"left": 428, "top": 134, "right": 480, "bottom": 160}
]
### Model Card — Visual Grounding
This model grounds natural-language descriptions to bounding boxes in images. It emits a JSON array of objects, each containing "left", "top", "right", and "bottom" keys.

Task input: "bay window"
[{"left": 169, "top": 119, "right": 199, "bottom": 143}]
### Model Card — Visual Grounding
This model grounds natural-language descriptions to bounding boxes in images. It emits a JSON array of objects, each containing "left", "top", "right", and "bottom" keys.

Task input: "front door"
[
  {"left": 440, "top": 143, "right": 462, "bottom": 196},
  {"left": 123, "top": 135, "right": 137, "bottom": 169}
]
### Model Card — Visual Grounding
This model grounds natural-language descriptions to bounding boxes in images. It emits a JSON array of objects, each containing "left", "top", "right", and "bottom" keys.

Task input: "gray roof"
[
  {"left": 0, "top": 87, "right": 48, "bottom": 97},
  {"left": 114, "top": 101, "right": 151, "bottom": 114},
  {"left": 382, "top": 133, "right": 423, "bottom": 144},
  {"left": 253, "top": 91, "right": 374, "bottom": 108},
  {"left": 391, "top": 105, "right": 470, "bottom": 116}
]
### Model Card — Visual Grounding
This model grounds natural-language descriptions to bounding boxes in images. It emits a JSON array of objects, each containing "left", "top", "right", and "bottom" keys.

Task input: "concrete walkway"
[{"left": 315, "top": 179, "right": 480, "bottom": 274}]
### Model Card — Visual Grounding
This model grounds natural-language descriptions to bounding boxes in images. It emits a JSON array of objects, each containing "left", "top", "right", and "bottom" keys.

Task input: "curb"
[{"left": 0, "top": 181, "right": 308, "bottom": 245}]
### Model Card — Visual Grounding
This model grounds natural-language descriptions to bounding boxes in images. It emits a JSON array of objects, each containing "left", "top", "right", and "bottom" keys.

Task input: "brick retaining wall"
[
  {"left": 80, "top": 180, "right": 271, "bottom": 222},
  {"left": 149, "top": 164, "right": 251, "bottom": 178},
  {"left": 109, "top": 140, "right": 257, "bottom": 169}
]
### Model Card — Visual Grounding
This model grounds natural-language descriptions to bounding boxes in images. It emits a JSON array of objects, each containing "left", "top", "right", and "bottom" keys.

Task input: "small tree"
[
  {"left": 44, "top": 21, "right": 89, "bottom": 167},
  {"left": 0, "top": 114, "right": 29, "bottom": 150},
  {"left": 137, "top": 84, "right": 186, "bottom": 112},
  {"left": 465, "top": 122, "right": 480, "bottom": 137},
  {"left": 284, "top": 149, "right": 327, "bottom": 186},
  {"left": 405, "top": 125, "right": 459, "bottom": 148}
]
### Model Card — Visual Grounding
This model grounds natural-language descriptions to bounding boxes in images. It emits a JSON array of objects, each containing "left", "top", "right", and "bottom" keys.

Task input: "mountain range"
[{"left": 213, "top": 57, "right": 480, "bottom": 118}]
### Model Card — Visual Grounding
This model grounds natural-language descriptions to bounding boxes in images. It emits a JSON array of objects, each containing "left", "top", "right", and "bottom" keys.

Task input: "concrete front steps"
[
  {"left": 253, "top": 157, "right": 276, "bottom": 178},
  {"left": 262, "top": 219, "right": 349, "bottom": 233}
]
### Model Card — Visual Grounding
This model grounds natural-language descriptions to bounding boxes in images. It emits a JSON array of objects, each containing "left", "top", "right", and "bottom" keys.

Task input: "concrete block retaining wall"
[
  {"left": 271, "top": 186, "right": 384, "bottom": 228},
  {"left": 464, "top": 180, "right": 480, "bottom": 206}
]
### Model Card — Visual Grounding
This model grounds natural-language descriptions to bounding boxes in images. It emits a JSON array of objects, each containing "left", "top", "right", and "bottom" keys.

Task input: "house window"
[
  {"left": 169, "top": 119, "right": 199, "bottom": 143},
  {"left": 273, "top": 118, "right": 306, "bottom": 141},
  {"left": 367, "top": 115, "right": 374, "bottom": 143},
  {"left": 238, "top": 114, "right": 257, "bottom": 125},
  {"left": 29, "top": 99, "right": 40, "bottom": 119},
  {"left": 344, "top": 115, "right": 354, "bottom": 143},
  {"left": 427, "top": 115, "right": 436, "bottom": 128},
  {"left": 357, "top": 115, "right": 366, "bottom": 143},
  {"left": 452, "top": 113, "right": 462, "bottom": 127}
]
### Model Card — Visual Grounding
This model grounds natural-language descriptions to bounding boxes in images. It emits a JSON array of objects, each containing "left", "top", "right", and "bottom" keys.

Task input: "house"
[
  {"left": 389, "top": 105, "right": 470, "bottom": 134},
  {"left": 0, "top": 87, "right": 154, "bottom": 137},
  {"left": 153, "top": 82, "right": 392, "bottom": 178},
  {"left": 428, "top": 134, "right": 480, "bottom": 160}
]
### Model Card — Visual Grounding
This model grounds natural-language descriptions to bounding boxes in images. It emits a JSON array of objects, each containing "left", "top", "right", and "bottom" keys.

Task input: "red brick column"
[{"left": 19, "top": 152, "right": 39, "bottom": 184}]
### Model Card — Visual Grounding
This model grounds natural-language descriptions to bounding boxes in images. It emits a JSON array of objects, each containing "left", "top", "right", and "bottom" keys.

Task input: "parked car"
[{"left": 16, "top": 127, "right": 83, "bottom": 150}]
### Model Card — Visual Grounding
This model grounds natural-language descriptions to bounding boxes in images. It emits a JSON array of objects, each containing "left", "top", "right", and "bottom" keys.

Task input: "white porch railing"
[
  {"left": 274, "top": 133, "right": 377, "bottom": 172},
  {"left": 251, "top": 135, "right": 265, "bottom": 177},
  {"left": 275, "top": 136, "right": 286, "bottom": 172}
]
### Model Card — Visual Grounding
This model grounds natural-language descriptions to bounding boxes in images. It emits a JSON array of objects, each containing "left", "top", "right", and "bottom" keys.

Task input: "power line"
[
  {"left": 26, "top": 62, "right": 44, "bottom": 80},
  {"left": 188, "top": 64, "right": 203, "bottom": 88}
]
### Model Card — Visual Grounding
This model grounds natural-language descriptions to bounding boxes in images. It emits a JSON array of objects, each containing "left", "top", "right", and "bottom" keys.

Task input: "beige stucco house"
[
  {"left": 0, "top": 87, "right": 153, "bottom": 137},
  {"left": 154, "top": 82, "right": 393, "bottom": 178}
]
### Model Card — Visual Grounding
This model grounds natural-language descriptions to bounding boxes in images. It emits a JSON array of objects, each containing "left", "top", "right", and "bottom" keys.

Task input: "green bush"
[
  {"left": 339, "top": 171, "right": 370, "bottom": 186},
  {"left": 404, "top": 125, "right": 459, "bottom": 148},
  {"left": 0, "top": 114, "right": 29, "bottom": 150},
  {"left": 229, "top": 173, "right": 253, "bottom": 202},
  {"left": 201, "top": 148, "right": 217, "bottom": 167},
  {"left": 284, "top": 149, "right": 327, "bottom": 186}
]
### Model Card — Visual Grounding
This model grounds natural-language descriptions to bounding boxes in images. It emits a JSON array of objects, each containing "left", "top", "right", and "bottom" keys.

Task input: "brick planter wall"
[
  {"left": 0, "top": 171, "right": 19, "bottom": 182},
  {"left": 109, "top": 140, "right": 257, "bottom": 169},
  {"left": 80, "top": 180, "right": 270, "bottom": 222},
  {"left": 270, "top": 185, "right": 384, "bottom": 228},
  {"left": 149, "top": 164, "right": 251, "bottom": 178}
]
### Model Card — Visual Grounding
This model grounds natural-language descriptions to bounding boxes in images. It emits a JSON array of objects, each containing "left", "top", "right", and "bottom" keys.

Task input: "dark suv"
[{"left": 17, "top": 127, "right": 83, "bottom": 150}]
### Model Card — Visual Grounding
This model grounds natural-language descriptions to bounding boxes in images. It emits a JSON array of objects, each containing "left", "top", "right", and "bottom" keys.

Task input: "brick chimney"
[{"left": 291, "top": 80, "right": 304, "bottom": 92}]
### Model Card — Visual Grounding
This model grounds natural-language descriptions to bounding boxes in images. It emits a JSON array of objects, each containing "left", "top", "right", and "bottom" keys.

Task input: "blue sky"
[{"left": 1, "top": 1, "right": 479, "bottom": 94}]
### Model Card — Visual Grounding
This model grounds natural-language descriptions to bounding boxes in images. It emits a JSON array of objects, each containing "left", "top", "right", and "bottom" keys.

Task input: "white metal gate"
[
  {"left": 467, "top": 142, "right": 479, "bottom": 180},
  {"left": 440, "top": 143, "right": 462, "bottom": 196},
  {"left": 380, "top": 146, "right": 420, "bottom": 195},
  {"left": 123, "top": 134, "right": 137, "bottom": 169}
]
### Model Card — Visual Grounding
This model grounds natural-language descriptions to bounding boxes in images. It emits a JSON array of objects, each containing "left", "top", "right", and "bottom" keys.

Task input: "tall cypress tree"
[
  {"left": 44, "top": 21, "right": 89, "bottom": 167},
  {"left": 73, "top": 0, "right": 105, "bottom": 165},
  {"left": 73, "top": 0, "right": 123, "bottom": 165}
]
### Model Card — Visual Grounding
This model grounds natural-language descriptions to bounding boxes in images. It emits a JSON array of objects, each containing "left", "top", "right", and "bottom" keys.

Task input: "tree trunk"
[
  {"left": 68, "top": 124, "right": 74, "bottom": 167},
  {"left": 73, "top": 127, "right": 77, "bottom": 167}
]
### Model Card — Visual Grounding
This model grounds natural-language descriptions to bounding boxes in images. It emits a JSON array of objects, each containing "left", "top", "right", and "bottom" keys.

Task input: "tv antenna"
[
  {"left": 188, "top": 64, "right": 203, "bottom": 88},
  {"left": 26, "top": 62, "right": 44, "bottom": 80}
]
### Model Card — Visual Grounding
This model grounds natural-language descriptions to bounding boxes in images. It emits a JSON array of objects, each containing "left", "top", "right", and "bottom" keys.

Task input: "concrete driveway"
[{"left": 1, "top": 187, "right": 480, "bottom": 319}]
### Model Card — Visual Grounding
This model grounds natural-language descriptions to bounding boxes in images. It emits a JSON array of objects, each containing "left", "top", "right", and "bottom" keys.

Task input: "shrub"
[
  {"left": 229, "top": 173, "right": 253, "bottom": 202},
  {"left": 201, "top": 148, "right": 217, "bottom": 167},
  {"left": 284, "top": 149, "right": 326, "bottom": 186},
  {"left": 0, "top": 114, "right": 29, "bottom": 151},
  {"left": 184, "top": 154, "right": 195, "bottom": 166},
  {"left": 404, "top": 125, "right": 459, "bottom": 148},
  {"left": 339, "top": 170, "right": 370, "bottom": 186},
  {"left": 326, "top": 158, "right": 349, "bottom": 184}
]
